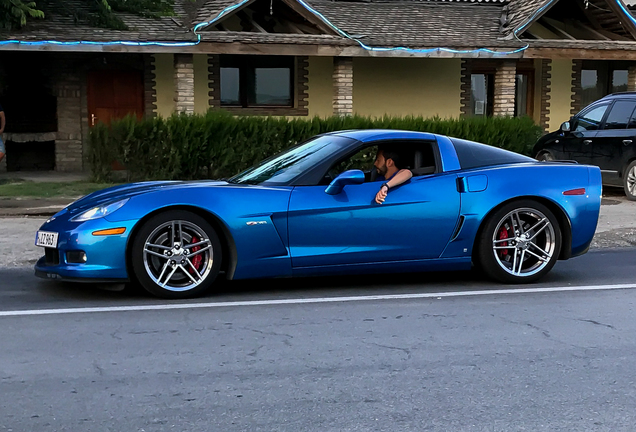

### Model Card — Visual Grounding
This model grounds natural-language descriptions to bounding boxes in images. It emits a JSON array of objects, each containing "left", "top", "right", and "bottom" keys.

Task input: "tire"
[
  {"left": 476, "top": 200, "right": 562, "bottom": 284},
  {"left": 623, "top": 160, "right": 636, "bottom": 201},
  {"left": 131, "top": 210, "right": 222, "bottom": 299},
  {"left": 536, "top": 151, "right": 555, "bottom": 162}
]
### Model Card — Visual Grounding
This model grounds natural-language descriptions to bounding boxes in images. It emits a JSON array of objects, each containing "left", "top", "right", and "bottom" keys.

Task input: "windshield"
[{"left": 228, "top": 135, "right": 353, "bottom": 185}]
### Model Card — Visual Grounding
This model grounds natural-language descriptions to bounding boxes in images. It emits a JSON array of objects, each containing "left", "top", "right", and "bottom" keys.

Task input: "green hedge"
[{"left": 88, "top": 111, "right": 542, "bottom": 183}]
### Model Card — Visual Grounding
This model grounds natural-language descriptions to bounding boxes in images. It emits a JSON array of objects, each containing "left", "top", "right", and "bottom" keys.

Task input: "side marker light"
[
  {"left": 92, "top": 228, "right": 126, "bottom": 236},
  {"left": 563, "top": 188, "right": 586, "bottom": 196}
]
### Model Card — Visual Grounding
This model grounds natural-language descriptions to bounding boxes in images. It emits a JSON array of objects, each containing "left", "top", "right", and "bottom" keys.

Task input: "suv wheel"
[
  {"left": 536, "top": 151, "right": 555, "bottom": 162},
  {"left": 624, "top": 160, "right": 636, "bottom": 201}
]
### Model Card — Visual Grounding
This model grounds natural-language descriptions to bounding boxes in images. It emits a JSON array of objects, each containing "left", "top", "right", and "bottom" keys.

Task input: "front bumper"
[
  {"left": 34, "top": 266, "right": 128, "bottom": 283},
  {"left": 34, "top": 215, "right": 137, "bottom": 282}
]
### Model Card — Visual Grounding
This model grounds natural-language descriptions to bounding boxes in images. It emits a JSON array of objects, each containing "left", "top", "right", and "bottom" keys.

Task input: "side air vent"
[{"left": 450, "top": 215, "right": 465, "bottom": 242}]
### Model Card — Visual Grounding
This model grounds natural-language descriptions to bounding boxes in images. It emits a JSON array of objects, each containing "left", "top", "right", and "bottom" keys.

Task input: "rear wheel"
[
  {"left": 131, "top": 210, "right": 222, "bottom": 298},
  {"left": 476, "top": 200, "right": 561, "bottom": 284},
  {"left": 623, "top": 160, "right": 636, "bottom": 201}
]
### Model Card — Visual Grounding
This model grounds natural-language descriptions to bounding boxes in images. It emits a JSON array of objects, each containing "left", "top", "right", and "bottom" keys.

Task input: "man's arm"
[
  {"left": 375, "top": 169, "right": 413, "bottom": 204},
  {"left": 0, "top": 111, "right": 5, "bottom": 134},
  {"left": 385, "top": 169, "right": 413, "bottom": 189}
]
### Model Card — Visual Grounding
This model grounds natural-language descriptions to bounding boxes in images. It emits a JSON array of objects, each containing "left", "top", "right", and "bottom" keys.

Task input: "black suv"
[{"left": 533, "top": 92, "right": 636, "bottom": 200}]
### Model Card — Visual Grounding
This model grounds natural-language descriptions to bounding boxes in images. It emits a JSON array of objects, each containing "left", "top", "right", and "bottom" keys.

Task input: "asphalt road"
[{"left": 2, "top": 249, "right": 636, "bottom": 431}]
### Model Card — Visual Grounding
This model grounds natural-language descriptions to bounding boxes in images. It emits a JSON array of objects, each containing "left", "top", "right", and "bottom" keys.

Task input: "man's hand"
[{"left": 375, "top": 184, "right": 389, "bottom": 204}]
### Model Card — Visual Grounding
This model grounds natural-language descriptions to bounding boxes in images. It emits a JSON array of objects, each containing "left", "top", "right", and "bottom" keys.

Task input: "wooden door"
[{"left": 87, "top": 70, "right": 144, "bottom": 127}]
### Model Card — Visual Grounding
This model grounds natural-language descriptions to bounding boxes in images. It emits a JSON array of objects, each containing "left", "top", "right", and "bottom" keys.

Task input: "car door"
[
  {"left": 564, "top": 103, "right": 610, "bottom": 164},
  {"left": 287, "top": 173, "right": 461, "bottom": 268},
  {"left": 592, "top": 99, "right": 636, "bottom": 186}
]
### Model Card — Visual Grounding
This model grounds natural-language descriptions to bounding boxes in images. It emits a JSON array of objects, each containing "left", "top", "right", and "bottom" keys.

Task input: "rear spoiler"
[{"left": 539, "top": 160, "right": 579, "bottom": 164}]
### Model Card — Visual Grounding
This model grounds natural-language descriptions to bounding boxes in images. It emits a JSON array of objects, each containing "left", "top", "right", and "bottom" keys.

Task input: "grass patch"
[{"left": 0, "top": 180, "right": 120, "bottom": 198}]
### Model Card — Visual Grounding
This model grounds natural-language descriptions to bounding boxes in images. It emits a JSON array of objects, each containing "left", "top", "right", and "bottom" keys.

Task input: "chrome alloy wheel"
[
  {"left": 626, "top": 165, "right": 636, "bottom": 197},
  {"left": 142, "top": 220, "right": 214, "bottom": 292},
  {"left": 491, "top": 208, "right": 557, "bottom": 278}
]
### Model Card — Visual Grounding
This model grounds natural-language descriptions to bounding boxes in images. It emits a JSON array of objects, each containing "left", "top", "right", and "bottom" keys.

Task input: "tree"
[
  {"left": 0, "top": 0, "right": 45, "bottom": 30},
  {"left": 0, "top": 0, "right": 174, "bottom": 31}
]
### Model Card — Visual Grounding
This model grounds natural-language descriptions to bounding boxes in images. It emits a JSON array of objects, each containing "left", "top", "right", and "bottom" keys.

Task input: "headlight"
[{"left": 71, "top": 199, "right": 129, "bottom": 222}]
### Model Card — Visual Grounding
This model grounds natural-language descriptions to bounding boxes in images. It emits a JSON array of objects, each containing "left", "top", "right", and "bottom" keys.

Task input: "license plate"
[{"left": 36, "top": 231, "right": 59, "bottom": 248}]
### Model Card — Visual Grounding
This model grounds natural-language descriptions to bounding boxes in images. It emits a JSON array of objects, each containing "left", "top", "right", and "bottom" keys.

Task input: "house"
[{"left": 2, "top": 0, "right": 636, "bottom": 173}]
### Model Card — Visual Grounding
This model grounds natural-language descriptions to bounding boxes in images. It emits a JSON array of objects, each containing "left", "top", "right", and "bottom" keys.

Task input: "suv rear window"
[{"left": 603, "top": 100, "right": 636, "bottom": 130}]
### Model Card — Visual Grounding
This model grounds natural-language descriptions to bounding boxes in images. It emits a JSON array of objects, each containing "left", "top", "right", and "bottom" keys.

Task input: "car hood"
[{"left": 66, "top": 180, "right": 228, "bottom": 213}]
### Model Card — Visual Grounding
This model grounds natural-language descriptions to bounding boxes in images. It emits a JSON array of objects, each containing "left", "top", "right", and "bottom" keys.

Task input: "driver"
[{"left": 373, "top": 147, "right": 413, "bottom": 204}]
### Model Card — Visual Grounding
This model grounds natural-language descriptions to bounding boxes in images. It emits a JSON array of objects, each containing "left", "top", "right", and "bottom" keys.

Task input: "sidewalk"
[{"left": 0, "top": 171, "right": 91, "bottom": 216}]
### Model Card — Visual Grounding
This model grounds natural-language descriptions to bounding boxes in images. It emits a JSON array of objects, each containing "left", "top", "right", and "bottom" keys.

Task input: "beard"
[{"left": 376, "top": 164, "right": 387, "bottom": 176}]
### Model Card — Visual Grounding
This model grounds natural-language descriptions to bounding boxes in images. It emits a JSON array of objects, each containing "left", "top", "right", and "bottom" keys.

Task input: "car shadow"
[
  {"left": 5, "top": 264, "right": 577, "bottom": 305},
  {"left": 204, "top": 268, "right": 492, "bottom": 300},
  {"left": 7, "top": 265, "right": 494, "bottom": 303}
]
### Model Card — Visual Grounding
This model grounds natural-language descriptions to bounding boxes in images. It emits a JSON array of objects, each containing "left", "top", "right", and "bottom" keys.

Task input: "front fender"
[{"left": 105, "top": 185, "right": 294, "bottom": 279}]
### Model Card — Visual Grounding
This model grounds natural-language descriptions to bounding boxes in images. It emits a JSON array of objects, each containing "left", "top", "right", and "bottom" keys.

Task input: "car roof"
[
  {"left": 324, "top": 129, "right": 438, "bottom": 143},
  {"left": 601, "top": 92, "right": 636, "bottom": 100}
]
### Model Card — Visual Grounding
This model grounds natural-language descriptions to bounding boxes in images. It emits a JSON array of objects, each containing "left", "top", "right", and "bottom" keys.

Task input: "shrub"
[{"left": 88, "top": 112, "right": 542, "bottom": 182}]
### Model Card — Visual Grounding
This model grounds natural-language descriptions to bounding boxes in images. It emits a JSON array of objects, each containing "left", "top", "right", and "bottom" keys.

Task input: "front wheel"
[
  {"left": 476, "top": 200, "right": 561, "bottom": 284},
  {"left": 623, "top": 160, "right": 636, "bottom": 201},
  {"left": 131, "top": 210, "right": 222, "bottom": 298}
]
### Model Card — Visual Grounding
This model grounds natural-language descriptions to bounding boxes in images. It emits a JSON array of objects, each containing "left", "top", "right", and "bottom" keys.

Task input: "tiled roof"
[
  {"left": 198, "top": 31, "right": 355, "bottom": 45},
  {"left": 528, "top": 39, "right": 636, "bottom": 50},
  {"left": 193, "top": 0, "right": 245, "bottom": 27},
  {"left": 505, "top": 0, "right": 553, "bottom": 36},
  {"left": 1, "top": 0, "right": 636, "bottom": 52},
  {"left": 306, "top": 0, "right": 509, "bottom": 47},
  {"left": 0, "top": 0, "right": 195, "bottom": 42}
]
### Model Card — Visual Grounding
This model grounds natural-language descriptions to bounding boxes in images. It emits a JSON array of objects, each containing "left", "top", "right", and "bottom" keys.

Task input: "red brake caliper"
[
  {"left": 498, "top": 226, "right": 509, "bottom": 257},
  {"left": 189, "top": 236, "right": 203, "bottom": 274}
]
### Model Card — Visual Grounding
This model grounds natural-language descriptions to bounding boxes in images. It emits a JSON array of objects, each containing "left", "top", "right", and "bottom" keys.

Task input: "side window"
[
  {"left": 603, "top": 101, "right": 636, "bottom": 130},
  {"left": 574, "top": 104, "right": 609, "bottom": 131},
  {"left": 323, "top": 145, "right": 378, "bottom": 184},
  {"left": 628, "top": 105, "right": 636, "bottom": 129}
]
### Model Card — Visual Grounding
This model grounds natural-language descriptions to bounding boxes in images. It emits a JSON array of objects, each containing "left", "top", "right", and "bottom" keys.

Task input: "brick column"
[
  {"left": 144, "top": 54, "right": 158, "bottom": 119},
  {"left": 207, "top": 54, "right": 220, "bottom": 110},
  {"left": 628, "top": 64, "right": 636, "bottom": 92},
  {"left": 493, "top": 61, "right": 516, "bottom": 117},
  {"left": 571, "top": 60, "right": 583, "bottom": 116},
  {"left": 55, "top": 72, "right": 83, "bottom": 172},
  {"left": 174, "top": 54, "right": 195, "bottom": 114},
  {"left": 333, "top": 57, "right": 353, "bottom": 117},
  {"left": 539, "top": 60, "right": 552, "bottom": 132},
  {"left": 459, "top": 59, "right": 471, "bottom": 118}
]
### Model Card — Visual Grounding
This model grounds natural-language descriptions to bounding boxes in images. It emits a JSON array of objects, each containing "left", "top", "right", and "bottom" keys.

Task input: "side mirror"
[
  {"left": 325, "top": 169, "right": 365, "bottom": 195},
  {"left": 561, "top": 121, "right": 571, "bottom": 132}
]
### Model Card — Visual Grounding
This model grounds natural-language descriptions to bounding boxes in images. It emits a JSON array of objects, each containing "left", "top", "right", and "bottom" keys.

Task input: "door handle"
[
  {"left": 623, "top": 140, "right": 633, "bottom": 146},
  {"left": 583, "top": 140, "right": 592, "bottom": 145},
  {"left": 91, "top": 114, "right": 96, "bottom": 126}
]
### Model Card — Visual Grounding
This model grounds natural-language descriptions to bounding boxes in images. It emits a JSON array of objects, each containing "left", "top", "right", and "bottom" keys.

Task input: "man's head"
[{"left": 374, "top": 147, "right": 403, "bottom": 178}]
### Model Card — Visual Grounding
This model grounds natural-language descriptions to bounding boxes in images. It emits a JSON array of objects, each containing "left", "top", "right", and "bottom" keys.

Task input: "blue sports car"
[{"left": 35, "top": 130, "right": 602, "bottom": 298}]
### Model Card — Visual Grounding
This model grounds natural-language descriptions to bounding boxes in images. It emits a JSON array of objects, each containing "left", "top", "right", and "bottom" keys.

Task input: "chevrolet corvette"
[{"left": 35, "top": 130, "right": 602, "bottom": 298}]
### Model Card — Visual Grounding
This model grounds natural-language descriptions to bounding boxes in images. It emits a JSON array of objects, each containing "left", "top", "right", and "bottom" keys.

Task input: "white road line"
[{"left": 1, "top": 283, "right": 636, "bottom": 318}]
